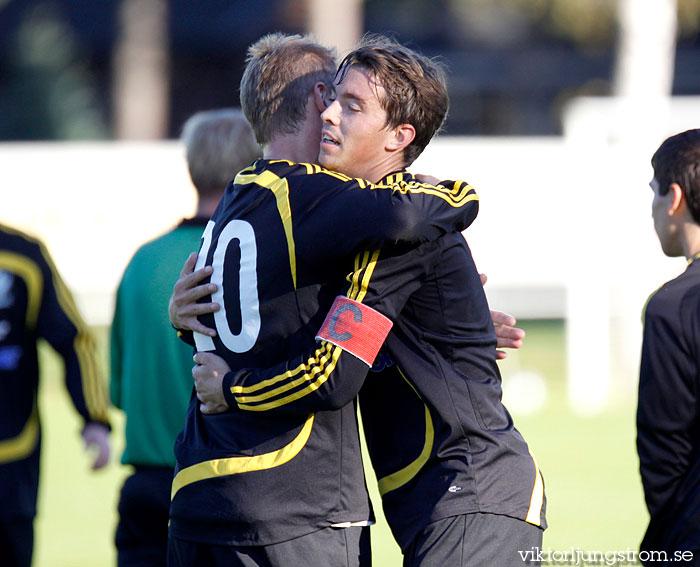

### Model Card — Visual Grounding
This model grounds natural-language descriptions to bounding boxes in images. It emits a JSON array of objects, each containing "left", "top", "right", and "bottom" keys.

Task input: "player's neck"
[
  {"left": 264, "top": 111, "right": 322, "bottom": 164},
  {"left": 682, "top": 222, "right": 700, "bottom": 260},
  {"left": 362, "top": 152, "right": 407, "bottom": 184},
  {"left": 264, "top": 134, "right": 319, "bottom": 164}
]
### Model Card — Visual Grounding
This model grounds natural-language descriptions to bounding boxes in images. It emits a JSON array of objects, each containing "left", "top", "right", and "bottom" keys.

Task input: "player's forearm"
[
  {"left": 223, "top": 296, "right": 393, "bottom": 415},
  {"left": 393, "top": 179, "right": 479, "bottom": 241},
  {"left": 222, "top": 347, "right": 371, "bottom": 415},
  {"left": 59, "top": 333, "right": 111, "bottom": 426}
]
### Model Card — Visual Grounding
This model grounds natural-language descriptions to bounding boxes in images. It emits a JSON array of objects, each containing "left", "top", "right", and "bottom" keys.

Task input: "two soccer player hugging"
[{"left": 167, "top": 33, "right": 544, "bottom": 567}]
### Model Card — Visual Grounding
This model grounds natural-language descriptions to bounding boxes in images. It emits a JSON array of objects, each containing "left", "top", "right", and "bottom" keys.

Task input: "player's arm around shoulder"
[
  {"left": 190, "top": 295, "right": 395, "bottom": 417},
  {"left": 307, "top": 163, "right": 479, "bottom": 231},
  {"left": 367, "top": 172, "right": 479, "bottom": 240}
]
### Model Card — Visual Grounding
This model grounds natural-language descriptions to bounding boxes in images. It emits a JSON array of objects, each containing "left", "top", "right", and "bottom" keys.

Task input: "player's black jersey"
[
  {"left": 0, "top": 224, "right": 110, "bottom": 519},
  {"left": 638, "top": 256, "right": 700, "bottom": 554},
  {"left": 170, "top": 160, "right": 479, "bottom": 546},
  {"left": 358, "top": 233, "right": 545, "bottom": 549},
  {"left": 224, "top": 229, "right": 546, "bottom": 550}
]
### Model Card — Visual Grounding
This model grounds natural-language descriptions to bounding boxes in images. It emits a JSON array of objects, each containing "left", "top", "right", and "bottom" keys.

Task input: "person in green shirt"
[{"left": 109, "top": 108, "right": 261, "bottom": 567}]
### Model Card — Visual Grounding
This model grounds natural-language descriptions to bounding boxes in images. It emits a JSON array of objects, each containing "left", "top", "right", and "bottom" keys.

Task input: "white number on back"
[{"left": 194, "top": 220, "right": 261, "bottom": 353}]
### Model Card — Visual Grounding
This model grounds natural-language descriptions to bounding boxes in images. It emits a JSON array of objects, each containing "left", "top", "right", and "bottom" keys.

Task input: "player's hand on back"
[
  {"left": 169, "top": 252, "right": 219, "bottom": 336},
  {"left": 491, "top": 310, "right": 525, "bottom": 359},
  {"left": 480, "top": 273, "right": 526, "bottom": 360},
  {"left": 192, "top": 352, "right": 231, "bottom": 414}
]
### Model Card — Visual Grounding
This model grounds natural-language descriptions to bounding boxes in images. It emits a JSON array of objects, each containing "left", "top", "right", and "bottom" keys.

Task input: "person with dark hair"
[
  {"left": 166, "top": 32, "right": 484, "bottom": 567},
  {"left": 110, "top": 108, "right": 261, "bottom": 567},
  {"left": 322, "top": 33, "right": 449, "bottom": 174},
  {"left": 0, "top": 223, "right": 111, "bottom": 567},
  {"left": 637, "top": 128, "right": 700, "bottom": 564}
]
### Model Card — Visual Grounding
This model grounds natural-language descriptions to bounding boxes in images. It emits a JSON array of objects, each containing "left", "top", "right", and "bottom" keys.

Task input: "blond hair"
[{"left": 240, "top": 33, "right": 336, "bottom": 144}]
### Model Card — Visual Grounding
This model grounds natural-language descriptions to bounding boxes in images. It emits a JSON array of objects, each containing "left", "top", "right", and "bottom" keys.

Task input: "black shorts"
[
  {"left": 115, "top": 466, "right": 174, "bottom": 567},
  {"left": 0, "top": 516, "right": 34, "bottom": 567},
  {"left": 403, "top": 513, "right": 543, "bottom": 567},
  {"left": 167, "top": 525, "right": 371, "bottom": 567}
]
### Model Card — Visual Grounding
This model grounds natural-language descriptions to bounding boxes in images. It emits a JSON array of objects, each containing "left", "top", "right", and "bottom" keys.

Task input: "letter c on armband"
[
  {"left": 316, "top": 296, "right": 393, "bottom": 367},
  {"left": 328, "top": 303, "right": 362, "bottom": 341}
]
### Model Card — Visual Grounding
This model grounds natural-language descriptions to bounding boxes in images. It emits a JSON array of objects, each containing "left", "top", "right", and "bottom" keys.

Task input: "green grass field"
[{"left": 31, "top": 320, "right": 648, "bottom": 566}]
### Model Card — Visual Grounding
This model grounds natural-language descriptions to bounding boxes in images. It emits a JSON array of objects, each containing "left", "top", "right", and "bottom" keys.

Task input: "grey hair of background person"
[{"left": 180, "top": 108, "right": 262, "bottom": 198}]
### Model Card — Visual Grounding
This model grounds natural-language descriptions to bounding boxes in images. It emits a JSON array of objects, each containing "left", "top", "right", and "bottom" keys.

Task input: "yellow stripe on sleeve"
[
  {"left": 236, "top": 345, "right": 344, "bottom": 411},
  {"left": 231, "top": 342, "right": 334, "bottom": 396},
  {"left": 232, "top": 343, "right": 336, "bottom": 402},
  {"left": 39, "top": 241, "right": 110, "bottom": 423}
]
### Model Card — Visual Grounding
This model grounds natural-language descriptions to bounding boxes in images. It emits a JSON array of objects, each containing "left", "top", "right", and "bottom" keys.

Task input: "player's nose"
[{"left": 321, "top": 100, "right": 341, "bottom": 124}]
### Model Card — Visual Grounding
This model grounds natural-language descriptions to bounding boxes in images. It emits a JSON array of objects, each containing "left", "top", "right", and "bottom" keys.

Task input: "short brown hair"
[
  {"left": 652, "top": 128, "right": 700, "bottom": 224},
  {"left": 240, "top": 33, "right": 337, "bottom": 145},
  {"left": 336, "top": 34, "right": 449, "bottom": 166},
  {"left": 180, "top": 108, "right": 262, "bottom": 198}
]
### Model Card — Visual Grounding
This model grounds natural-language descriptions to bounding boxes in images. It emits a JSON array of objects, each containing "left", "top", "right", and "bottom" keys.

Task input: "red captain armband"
[{"left": 316, "top": 296, "right": 393, "bottom": 367}]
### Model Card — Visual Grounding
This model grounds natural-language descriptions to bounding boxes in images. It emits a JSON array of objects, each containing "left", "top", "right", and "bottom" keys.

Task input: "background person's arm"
[{"left": 34, "top": 240, "right": 111, "bottom": 469}]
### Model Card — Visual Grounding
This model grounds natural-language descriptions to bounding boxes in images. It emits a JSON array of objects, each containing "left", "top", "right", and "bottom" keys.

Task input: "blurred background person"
[
  {"left": 0, "top": 222, "right": 111, "bottom": 567},
  {"left": 109, "top": 108, "right": 261, "bottom": 567},
  {"left": 637, "top": 128, "right": 700, "bottom": 564}
]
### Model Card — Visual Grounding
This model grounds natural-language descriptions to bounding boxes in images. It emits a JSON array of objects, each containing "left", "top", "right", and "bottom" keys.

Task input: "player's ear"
[
  {"left": 385, "top": 123, "right": 416, "bottom": 152},
  {"left": 668, "top": 183, "right": 687, "bottom": 217},
  {"left": 314, "top": 82, "right": 331, "bottom": 112}
]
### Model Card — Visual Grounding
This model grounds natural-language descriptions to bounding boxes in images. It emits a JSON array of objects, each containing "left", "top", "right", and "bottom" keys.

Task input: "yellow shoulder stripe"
[{"left": 232, "top": 169, "right": 298, "bottom": 289}]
